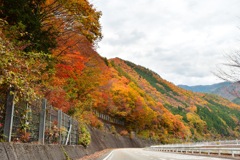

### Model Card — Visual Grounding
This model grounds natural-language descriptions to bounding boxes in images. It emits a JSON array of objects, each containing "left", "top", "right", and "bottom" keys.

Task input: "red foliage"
[
  {"left": 45, "top": 89, "right": 71, "bottom": 112},
  {"left": 55, "top": 52, "right": 86, "bottom": 80}
]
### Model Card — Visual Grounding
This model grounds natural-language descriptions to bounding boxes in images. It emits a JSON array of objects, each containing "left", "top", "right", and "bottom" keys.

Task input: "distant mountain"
[
  {"left": 178, "top": 82, "right": 240, "bottom": 103},
  {"left": 178, "top": 82, "right": 231, "bottom": 93}
]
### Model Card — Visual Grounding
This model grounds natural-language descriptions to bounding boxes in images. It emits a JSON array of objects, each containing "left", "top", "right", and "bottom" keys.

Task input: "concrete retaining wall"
[{"left": 0, "top": 127, "right": 152, "bottom": 160}]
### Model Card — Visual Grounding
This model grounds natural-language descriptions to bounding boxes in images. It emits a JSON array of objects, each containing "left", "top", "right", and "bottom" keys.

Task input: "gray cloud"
[
  {"left": 93, "top": 0, "right": 240, "bottom": 85},
  {"left": 105, "top": 30, "right": 145, "bottom": 46}
]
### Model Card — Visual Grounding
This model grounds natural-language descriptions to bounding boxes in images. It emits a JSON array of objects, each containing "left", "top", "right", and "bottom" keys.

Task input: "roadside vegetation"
[{"left": 1, "top": 0, "right": 240, "bottom": 144}]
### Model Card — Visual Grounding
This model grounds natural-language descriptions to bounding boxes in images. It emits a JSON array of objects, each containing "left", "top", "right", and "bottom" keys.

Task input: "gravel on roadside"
[{"left": 78, "top": 149, "right": 113, "bottom": 160}]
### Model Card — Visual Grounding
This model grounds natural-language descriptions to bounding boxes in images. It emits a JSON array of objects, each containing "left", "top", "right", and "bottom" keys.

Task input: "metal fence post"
[
  {"left": 58, "top": 110, "right": 62, "bottom": 144},
  {"left": 38, "top": 99, "right": 47, "bottom": 144},
  {"left": 65, "top": 118, "right": 72, "bottom": 145},
  {"left": 3, "top": 89, "right": 15, "bottom": 142},
  {"left": 76, "top": 121, "right": 79, "bottom": 145}
]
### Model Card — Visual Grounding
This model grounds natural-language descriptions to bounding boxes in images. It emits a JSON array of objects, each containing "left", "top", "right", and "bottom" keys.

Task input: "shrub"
[
  {"left": 110, "top": 125, "right": 117, "bottom": 134},
  {"left": 78, "top": 125, "right": 91, "bottom": 147},
  {"left": 120, "top": 130, "right": 129, "bottom": 136},
  {"left": 129, "top": 131, "right": 135, "bottom": 139}
]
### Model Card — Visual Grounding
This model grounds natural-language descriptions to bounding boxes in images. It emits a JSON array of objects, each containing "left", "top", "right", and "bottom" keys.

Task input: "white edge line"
[{"left": 103, "top": 150, "right": 114, "bottom": 160}]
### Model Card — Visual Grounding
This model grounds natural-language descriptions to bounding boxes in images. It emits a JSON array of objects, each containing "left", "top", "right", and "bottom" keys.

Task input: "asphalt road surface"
[{"left": 101, "top": 148, "right": 231, "bottom": 160}]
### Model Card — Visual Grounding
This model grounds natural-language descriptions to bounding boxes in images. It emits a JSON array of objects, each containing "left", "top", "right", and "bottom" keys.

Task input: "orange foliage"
[
  {"left": 120, "top": 130, "right": 129, "bottom": 136},
  {"left": 55, "top": 52, "right": 86, "bottom": 79},
  {"left": 45, "top": 88, "right": 71, "bottom": 112},
  {"left": 82, "top": 112, "right": 103, "bottom": 129}
]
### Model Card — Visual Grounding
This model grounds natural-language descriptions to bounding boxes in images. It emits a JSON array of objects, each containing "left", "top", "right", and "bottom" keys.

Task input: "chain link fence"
[
  {"left": 0, "top": 91, "right": 6, "bottom": 140},
  {"left": 2, "top": 97, "right": 79, "bottom": 145},
  {"left": 1, "top": 93, "right": 125, "bottom": 145}
]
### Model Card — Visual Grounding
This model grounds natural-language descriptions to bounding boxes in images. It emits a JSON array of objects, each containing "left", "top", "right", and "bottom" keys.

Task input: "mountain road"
[{"left": 100, "top": 148, "right": 231, "bottom": 160}]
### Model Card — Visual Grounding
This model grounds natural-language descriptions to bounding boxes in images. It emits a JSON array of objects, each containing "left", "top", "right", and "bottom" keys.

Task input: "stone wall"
[{"left": 0, "top": 127, "right": 152, "bottom": 160}]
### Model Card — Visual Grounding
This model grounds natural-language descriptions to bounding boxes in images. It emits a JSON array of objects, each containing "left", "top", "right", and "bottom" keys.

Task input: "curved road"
[{"left": 101, "top": 148, "right": 231, "bottom": 160}]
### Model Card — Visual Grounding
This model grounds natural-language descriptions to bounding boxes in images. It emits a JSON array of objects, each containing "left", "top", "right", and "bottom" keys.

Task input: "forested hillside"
[
  {"left": 1, "top": 0, "right": 240, "bottom": 144},
  {"left": 93, "top": 58, "right": 240, "bottom": 142}
]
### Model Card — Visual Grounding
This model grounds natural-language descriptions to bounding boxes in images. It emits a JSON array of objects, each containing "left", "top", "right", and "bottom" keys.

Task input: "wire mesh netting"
[
  {"left": 45, "top": 105, "right": 59, "bottom": 144},
  {"left": 2, "top": 98, "right": 80, "bottom": 145},
  {"left": 12, "top": 100, "right": 42, "bottom": 143},
  {"left": 70, "top": 119, "right": 79, "bottom": 145},
  {"left": 0, "top": 92, "right": 6, "bottom": 140},
  {"left": 60, "top": 112, "right": 79, "bottom": 145}
]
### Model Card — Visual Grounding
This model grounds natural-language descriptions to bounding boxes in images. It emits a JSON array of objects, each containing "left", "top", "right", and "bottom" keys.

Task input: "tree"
[
  {"left": 0, "top": 0, "right": 102, "bottom": 53},
  {"left": 0, "top": 0, "right": 57, "bottom": 53},
  {"left": 214, "top": 52, "right": 240, "bottom": 99},
  {"left": 42, "top": 0, "right": 102, "bottom": 48},
  {"left": 0, "top": 27, "right": 53, "bottom": 102},
  {"left": 215, "top": 52, "right": 240, "bottom": 82}
]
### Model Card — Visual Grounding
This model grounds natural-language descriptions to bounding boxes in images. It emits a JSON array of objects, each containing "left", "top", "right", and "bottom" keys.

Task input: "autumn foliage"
[{"left": 1, "top": 0, "right": 240, "bottom": 144}]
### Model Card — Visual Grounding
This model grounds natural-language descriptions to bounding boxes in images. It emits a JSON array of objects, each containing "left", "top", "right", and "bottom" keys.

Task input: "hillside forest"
[{"left": 1, "top": 0, "right": 240, "bottom": 144}]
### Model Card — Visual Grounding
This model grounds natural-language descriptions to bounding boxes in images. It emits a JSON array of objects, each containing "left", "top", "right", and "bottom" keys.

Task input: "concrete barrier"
[{"left": 0, "top": 127, "right": 153, "bottom": 160}]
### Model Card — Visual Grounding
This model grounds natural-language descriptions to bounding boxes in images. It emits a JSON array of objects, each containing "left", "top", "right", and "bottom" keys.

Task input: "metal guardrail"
[
  {"left": 93, "top": 110, "right": 125, "bottom": 126},
  {"left": 151, "top": 139, "right": 240, "bottom": 148},
  {"left": 149, "top": 140, "right": 240, "bottom": 158},
  {"left": 149, "top": 147, "right": 240, "bottom": 158}
]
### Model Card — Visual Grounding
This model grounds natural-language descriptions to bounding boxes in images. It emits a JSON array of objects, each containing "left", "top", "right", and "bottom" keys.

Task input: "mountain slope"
[
  {"left": 3, "top": 0, "right": 240, "bottom": 145},
  {"left": 45, "top": 49, "right": 240, "bottom": 143},
  {"left": 87, "top": 58, "right": 240, "bottom": 142}
]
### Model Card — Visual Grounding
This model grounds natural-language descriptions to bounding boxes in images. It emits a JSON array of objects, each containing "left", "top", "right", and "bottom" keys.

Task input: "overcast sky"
[{"left": 92, "top": 0, "right": 240, "bottom": 86}]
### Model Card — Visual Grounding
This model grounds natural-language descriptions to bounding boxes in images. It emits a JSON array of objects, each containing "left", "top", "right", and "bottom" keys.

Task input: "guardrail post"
[
  {"left": 38, "top": 99, "right": 47, "bottom": 144},
  {"left": 3, "top": 89, "right": 15, "bottom": 142}
]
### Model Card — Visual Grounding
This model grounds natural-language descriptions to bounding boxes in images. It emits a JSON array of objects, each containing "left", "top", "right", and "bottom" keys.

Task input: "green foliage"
[
  {"left": 110, "top": 125, "right": 117, "bottom": 134},
  {"left": 111, "top": 61, "right": 134, "bottom": 81},
  {"left": 186, "top": 112, "right": 206, "bottom": 133},
  {"left": 196, "top": 105, "right": 229, "bottom": 136},
  {"left": 0, "top": 0, "right": 57, "bottom": 53},
  {"left": 78, "top": 125, "right": 91, "bottom": 147},
  {"left": 125, "top": 61, "right": 174, "bottom": 94},
  {"left": 0, "top": 34, "right": 54, "bottom": 102},
  {"left": 103, "top": 57, "right": 109, "bottom": 66},
  {"left": 164, "top": 104, "right": 188, "bottom": 122},
  {"left": 138, "top": 130, "right": 150, "bottom": 139},
  {"left": 0, "top": 0, "right": 103, "bottom": 53},
  {"left": 206, "top": 100, "right": 240, "bottom": 129}
]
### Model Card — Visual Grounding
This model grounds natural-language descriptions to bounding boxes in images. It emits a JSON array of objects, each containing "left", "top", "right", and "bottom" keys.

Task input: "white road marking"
[{"left": 103, "top": 150, "right": 114, "bottom": 160}]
